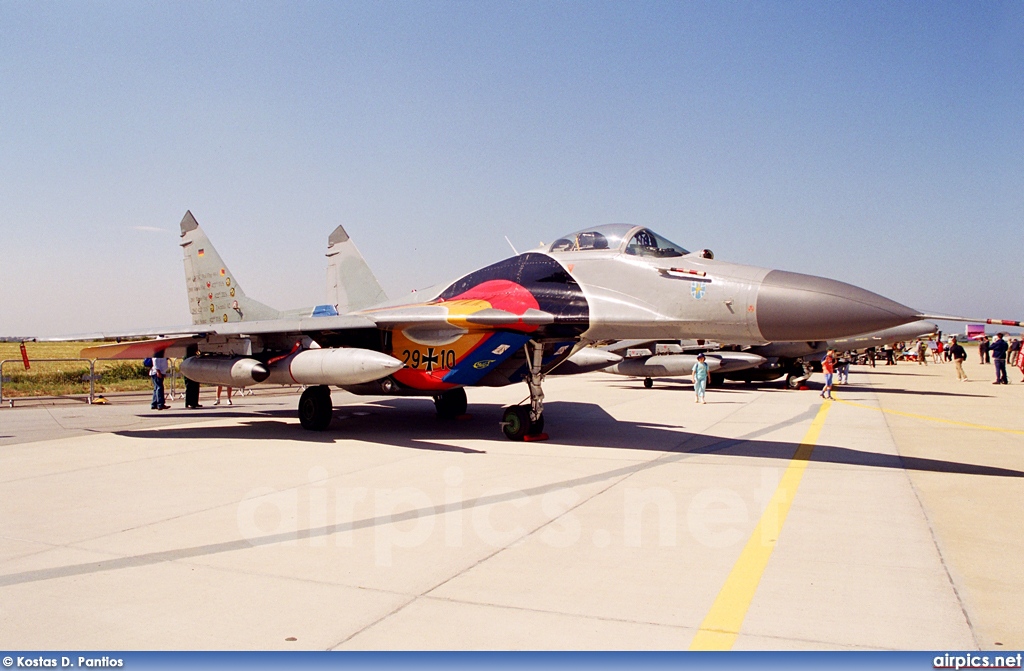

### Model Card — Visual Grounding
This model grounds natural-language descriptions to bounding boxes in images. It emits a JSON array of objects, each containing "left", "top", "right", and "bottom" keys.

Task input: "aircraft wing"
[
  {"left": 72, "top": 304, "right": 559, "bottom": 360},
  {"left": 66, "top": 315, "right": 378, "bottom": 359}
]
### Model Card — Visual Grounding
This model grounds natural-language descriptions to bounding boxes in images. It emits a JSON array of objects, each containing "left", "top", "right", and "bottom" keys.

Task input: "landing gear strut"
[
  {"left": 502, "top": 341, "right": 547, "bottom": 441},
  {"left": 298, "top": 385, "right": 333, "bottom": 430}
]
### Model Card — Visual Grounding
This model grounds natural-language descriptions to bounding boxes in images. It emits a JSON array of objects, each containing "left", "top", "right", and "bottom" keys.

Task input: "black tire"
[
  {"left": 529, "top": 412, "right": 544, "bottom": 435},
  {"left": 298, "top": 385, "right": 333, "bottom": 431},
  {"left": 434, "top": 388, "right": 468, "bottom": 419},
  {"left": 643, "top": 377, "right": 653, "bottom": 389},
  {"left": 501, "top": 405, "right": 532, "bottom": 441}
]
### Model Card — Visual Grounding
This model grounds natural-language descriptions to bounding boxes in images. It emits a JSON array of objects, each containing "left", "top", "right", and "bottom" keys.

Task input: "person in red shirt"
[{"left": 821, "top": 350, "right": 836, "bottom": 400}]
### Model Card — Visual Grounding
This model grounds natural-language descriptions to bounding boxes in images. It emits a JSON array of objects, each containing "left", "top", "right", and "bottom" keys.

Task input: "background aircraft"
[
  {"left": 597, "top": 320, "right": 938, "bottom": 389},
  {"left": 79, "top": 213, "right": 1011, "bottom": 440}
]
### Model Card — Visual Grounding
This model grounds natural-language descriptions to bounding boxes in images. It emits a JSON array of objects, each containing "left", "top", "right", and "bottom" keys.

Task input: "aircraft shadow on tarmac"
[
  {"left": 607, "top": 380, "right": 989, "bottom": 399},
  {"left": 115, "top": 398, "right": 1024, "bottom": 479},
  {"left": 832, "top": 385, "right": 992, "bottom": 399},
  {"left": 5, "top": 398, "right": 1021, "bottom": 592}
]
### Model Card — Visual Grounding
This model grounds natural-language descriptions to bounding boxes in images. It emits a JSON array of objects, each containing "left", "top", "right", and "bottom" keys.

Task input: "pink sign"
[{"left": 966, "top": 324, "right": 986, "bottom": 340}]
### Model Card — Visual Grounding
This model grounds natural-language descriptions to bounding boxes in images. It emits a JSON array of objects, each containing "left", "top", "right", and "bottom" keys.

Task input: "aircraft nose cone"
[{"left": 755, "top": 270, "right": 918, "bottom": 342}]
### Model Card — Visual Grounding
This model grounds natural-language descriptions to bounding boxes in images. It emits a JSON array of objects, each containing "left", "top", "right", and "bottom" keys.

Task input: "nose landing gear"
[{"left": 501, "top": 341, "right": 548, "bottom": 441}]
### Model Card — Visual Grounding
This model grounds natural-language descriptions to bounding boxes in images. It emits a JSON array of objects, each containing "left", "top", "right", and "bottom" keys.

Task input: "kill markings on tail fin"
[{"left": 179, "top": 211, "right": 282, "bottom": 325}]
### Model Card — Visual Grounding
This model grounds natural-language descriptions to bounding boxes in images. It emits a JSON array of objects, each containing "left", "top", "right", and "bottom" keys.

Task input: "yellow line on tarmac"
[
  {"left": 688, "top": 400, "right": 833, "bottom": 651},
  {"left": 832, "top": 397, "right": 1024, "bottom": 436}
]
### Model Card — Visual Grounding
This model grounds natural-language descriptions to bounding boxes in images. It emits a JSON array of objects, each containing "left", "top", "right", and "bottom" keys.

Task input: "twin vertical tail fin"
[
  {"left": 179, "top": 211, "right": 282, "bottom": 325},
  {"left": 326, "top": 225, "right": 389, "bottom": 313}
]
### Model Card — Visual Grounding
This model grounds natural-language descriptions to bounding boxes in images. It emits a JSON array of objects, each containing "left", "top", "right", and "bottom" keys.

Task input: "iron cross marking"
[{"left": 423, "top": 347, "right": 440, "bottom": 372}]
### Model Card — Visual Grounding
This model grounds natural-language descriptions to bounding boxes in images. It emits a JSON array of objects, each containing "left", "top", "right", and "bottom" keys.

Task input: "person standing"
[
  {"left": 820, "top": 350, "right": 836, "bottom": 400},
  {"left": 836, "top": 351, "right": 851, "bottom": 384},
  {"left": 934, "top": 339, "right": 943, "bottom": 363},
  {"left": 865, "top": 347, "right": 876, "bottom": 368},
  {"left": 949, "top": 338, "right": 968, "bottom": 382},
  {"left": 183, "top": 345, "right": 202, "bottom": 409},
  {"left": 883, "top": 344, "right": 895, "bottom": 365},
  {"left": 150, "top": 356, "right": 169, "bottom": 410},
  {"left": 979, "top": 336, "right": 990, "bottom": 365},
  {"left": 1009, "top": 338, "right": 1021, "bottom": 367},
  {"left": 215, "top": 386, "right": 233, "bottom": 406},
  {"left": 916, "top": 340, "right": 928, "bottom": 365},
  {"left": 692, "top": 353, "right": 709, "bottom": 404},
  {"left": 184, "top": 377, "right": 202, "bottom": 409},
  {"left": 990, "top": 333, "right": 1009, "bottom": 384}
]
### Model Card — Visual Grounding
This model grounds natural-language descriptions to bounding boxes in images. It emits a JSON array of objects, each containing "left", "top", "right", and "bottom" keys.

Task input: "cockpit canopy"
[{"left": 548, "top": 224, "right": 689, "bottom": 258}]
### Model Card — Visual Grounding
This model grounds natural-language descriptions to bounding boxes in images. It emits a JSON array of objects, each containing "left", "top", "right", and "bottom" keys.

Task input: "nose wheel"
[
  {"left": 501, "top": 405, "right": 545, "bottom": 440},
  {"left": 785, "top": 362, "right": 812, "bottom": 389},
  {"left": 502, "top": 341, "right": 548, "bottom": 441}
]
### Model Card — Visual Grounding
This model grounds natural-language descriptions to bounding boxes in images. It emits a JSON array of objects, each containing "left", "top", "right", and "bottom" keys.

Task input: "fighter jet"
[
  {"left": 731, "top": 319, "right": 940, "bottom": 387},
  {"left": 597, "top": 320, "right": 938, "bottom": 389},
  {"left": 81, "top": 215, "right": 1015, "bottom": 440}
]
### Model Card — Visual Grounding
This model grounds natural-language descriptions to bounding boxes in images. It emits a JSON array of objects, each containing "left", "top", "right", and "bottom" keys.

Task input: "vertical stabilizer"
[
  {"left": 180, "top": 211, "right": 282, "bottom": 325},
  {"left": 326, "top": 225, "right": 389, "bottom": 313}
]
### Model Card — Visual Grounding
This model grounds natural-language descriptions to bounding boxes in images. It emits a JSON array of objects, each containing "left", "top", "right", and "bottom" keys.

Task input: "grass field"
[{"left": 0, "top": 341, "right": 160, "bottom": 397}]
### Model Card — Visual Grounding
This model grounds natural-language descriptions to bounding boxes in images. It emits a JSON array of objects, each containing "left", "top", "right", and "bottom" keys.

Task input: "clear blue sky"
[{"left": 2, "top": 1, "right": 1021, "bottom": 337}]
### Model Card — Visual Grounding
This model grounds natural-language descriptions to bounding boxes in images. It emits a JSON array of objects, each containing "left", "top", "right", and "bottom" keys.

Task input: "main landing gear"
[
  {"left": 299, "top": 385, "right": 333, "bottom": 431},
  {"left": 501, "top": 341, "right": 547, "bottom": 441},
  {"left": 434, "top": 387, "right": 468, "bottom": 420}
]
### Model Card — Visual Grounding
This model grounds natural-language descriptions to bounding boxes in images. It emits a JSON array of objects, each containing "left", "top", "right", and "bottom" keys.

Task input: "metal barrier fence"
[{"left": 0, "top": 358, "right": 182, "bottom": 406}]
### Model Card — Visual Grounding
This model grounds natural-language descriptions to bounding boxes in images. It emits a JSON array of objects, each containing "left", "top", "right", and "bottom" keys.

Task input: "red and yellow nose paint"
[{"left": 391, "top": 280, "right": 540, "bottom": 391}]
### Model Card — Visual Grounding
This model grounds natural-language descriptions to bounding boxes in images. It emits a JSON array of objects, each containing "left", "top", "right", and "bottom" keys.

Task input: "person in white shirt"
[{"left": 150, "top": 357, "right": 170, "bottom": 410}]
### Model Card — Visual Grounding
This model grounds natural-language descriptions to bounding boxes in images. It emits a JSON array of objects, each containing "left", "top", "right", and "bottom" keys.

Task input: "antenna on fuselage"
[{"left": 504, "top": 236, "right": 519, "bottom": 255}]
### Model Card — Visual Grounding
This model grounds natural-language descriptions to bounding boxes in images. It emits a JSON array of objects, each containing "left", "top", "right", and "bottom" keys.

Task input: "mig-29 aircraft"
[
  {"left": 81, "top": 213, "right": 1014, "bottom": 440},
  {"left": 596, "top": 319, "right": 939, "bottom": 389}
]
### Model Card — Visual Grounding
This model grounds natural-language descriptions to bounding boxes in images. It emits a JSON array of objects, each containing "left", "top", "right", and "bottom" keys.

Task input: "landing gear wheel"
[
  {"left": 502, "top": 405, "right": 533, "bottom": 441},
  {"left": 643, "top": 377, "right": 653, "bottom": 389},
  {"left": 298, "top": 385, "right": 333, "bottom": 431},
  {"left": 502, "top": 340, "right": 548, "bottom": 441},
  {"left": 434, "top": 388, "right": 468, "bottom": 419},
  {"left": 786, "top": 372, "right": 807, "bottom": 389}
]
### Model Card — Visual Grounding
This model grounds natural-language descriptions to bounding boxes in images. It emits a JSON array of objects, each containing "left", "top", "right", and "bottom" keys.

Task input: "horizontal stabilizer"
[{"left": 81, "top": 337, "right": 198, "bottom": 360}]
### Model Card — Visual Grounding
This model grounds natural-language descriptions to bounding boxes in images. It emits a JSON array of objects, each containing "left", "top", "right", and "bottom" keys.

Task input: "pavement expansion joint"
[{"left": 879, "top": 390, "right": 981, "bottom": 651}]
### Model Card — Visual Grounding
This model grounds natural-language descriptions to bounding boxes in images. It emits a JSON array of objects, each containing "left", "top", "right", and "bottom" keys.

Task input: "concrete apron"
[{"left": 0, "top": 365, "right": 1019, "bottom": 650}]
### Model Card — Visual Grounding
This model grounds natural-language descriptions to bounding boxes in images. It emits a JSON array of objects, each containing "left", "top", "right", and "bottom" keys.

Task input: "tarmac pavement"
[{"left": 0, "top": 360, "right": 1021, "bottom": 650}]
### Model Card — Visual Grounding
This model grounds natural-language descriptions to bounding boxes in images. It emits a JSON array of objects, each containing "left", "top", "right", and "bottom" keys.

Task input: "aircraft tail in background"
[
  {"left": 179, "top": 211, "right": 282, "bottom": 325},
  {"left": 326, "top": 225, "right": 389, "bottom": 313}
]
